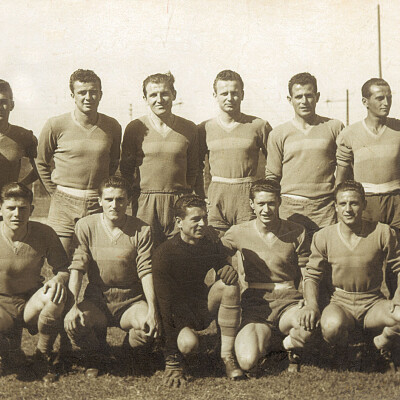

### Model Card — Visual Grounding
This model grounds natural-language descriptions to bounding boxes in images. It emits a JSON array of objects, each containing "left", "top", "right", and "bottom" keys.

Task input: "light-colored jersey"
[
  {"left": 198, "top": 114, "right": 271, "bottom": 179},
  {"left": 0, "top": 124, "right": 37, "bottom": 190},
  {"left": 36, "top": 112, "right": 122, "bottom": 194},
  {"left": 336, "top": 118, "right": 400, "bottom": 194},
  {"left": 305, "top": 221, "right": 400, "bottom": 292},
  {"left": 0, "top": 221, "right": 69, "bottom": 295},
  {"left": 70, "top": 213, "right": 153, "bottom": 291},
  {"left": 221, "top": 219, "right": 310, "bottom": 284},
  {"left": 266, "top": 116, "right": 344, "bottom": 198},
  {"left": 120, "top": 115, "right": 198, "bottom": 193}
]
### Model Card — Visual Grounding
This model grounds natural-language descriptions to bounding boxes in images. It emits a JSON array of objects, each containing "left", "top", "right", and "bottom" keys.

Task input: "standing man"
[
  {"left": 36, "top": 69, "right": 122, "bottom": 258},
  {"left": 64, "top": 176, "right": 159, "bottom": 377},
  {"left": 0, "top": 79, "right": 38, "bottom": 190},
  {"left": 222, "top": 180, "right": 312, "bottom": 375},
  {"left": 0, "top": 183, "right": 69, "bottom": 381},
  {"left": 197, "top": 70, "right": 272, "bottom": 233},
  {"left": 153, "top": 194, "right": 243, "bottom": 387},
  {"left": 120, "top": 72, "right": 198, "bottom": 247},
  {"left": 300, "top": 181, "right": 400, "bottom": 370},
  {"left": 266, "top": 72, "right": 344, "bottom": 237}
]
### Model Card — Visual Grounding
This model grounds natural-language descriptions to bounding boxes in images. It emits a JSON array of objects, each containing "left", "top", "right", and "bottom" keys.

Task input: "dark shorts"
[
  {"left": 207, "top": 181, "right": 255, "bottom": 231},
  {"left": 0, "top": 287, "right": 41, "bottom": 333},
  {"left": 133, "top": 191, "right": 183, "bottom": 246},
  {"left": 84, "top": 284, "right": 145, "bottom": 327},
  {"left": 330, "top": 289, "right": 386, "bottom": 328},
  {"left": 279, "top": 195, "right": 336, "bottom": 237},
  {"left": 241, "top": 288, "right": 303, "bottom": 328},
  {"left": 364, "top": 192, "right": 400, "bottom": 230},
  {"left": 47, "top": 189, "right": 102, "bottom": 238}
]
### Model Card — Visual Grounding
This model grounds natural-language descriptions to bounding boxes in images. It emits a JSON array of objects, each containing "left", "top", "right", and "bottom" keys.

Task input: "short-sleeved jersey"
[
  {"left": 0, "top": 221, "right": 69, "bottom": 295},
  {"left": 120, "top": 115, "right": 198, "bottom": 193},
  {"left": 36, "top": 112, "right": 122, "bottom": 194},
  {"left": 198, "top": 114, "right": 271, "bottom": 180},
  {"left": 336, "top": 118, "right": 400, "bottom": 194},
  {"left": 305, "top": 221, "right": 400, "bottom": 292},
  {"left": 152, "top": 229, "right": 228, "bottom": 357},
  {"left": 221, "top": 219, "right": 310, "bottom": 284},
  {"left": 0, "top": 124, "right": 37, "bottom": 190},
  {"left": 69, "top": 213, "right": 153, "bottom": 293},
  {"left": 266, "top": 116, "right": 344, "bottom": 198}
]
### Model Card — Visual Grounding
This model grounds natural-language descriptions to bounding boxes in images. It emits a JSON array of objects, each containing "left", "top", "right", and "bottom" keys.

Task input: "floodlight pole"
[{"left": 378, "top": 4, "right": 382, "bottom": 78}]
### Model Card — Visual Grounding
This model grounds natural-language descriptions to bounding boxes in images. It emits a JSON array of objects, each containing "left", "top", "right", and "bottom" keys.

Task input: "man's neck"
[
  {"left": 102, "top": 213, "right": 127, "bottom": 232},
  {"left": 180, "top": 231, "right": 199, "bottom": 246},
  {"left": 364, "top": 114, "right": 387, "bottom": 133},
  {"left": 255, "top": 217, "right": 281, "bottom": 236},
  {"left": 0, "top": 120, "right": 9, "bottom": 133},
  {"left": 219, "top": 110, "right": 242, "bottom": 125},
  {"left": 1, "top": 222, "right": 28, "bottom": 242},
  {"left": 338, "top": 220, "right": 363, "bottom": 238},
  {"left": 74, "top": 108, "right": 98, "bottom": 128},
  {"left": 293, "top": 113, "right": 318, "bottom": 129},
  {"left": 150, "top": 110, "right": 175, "bottom": 128}
]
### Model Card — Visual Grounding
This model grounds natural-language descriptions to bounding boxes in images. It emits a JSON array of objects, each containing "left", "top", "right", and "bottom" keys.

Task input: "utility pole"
[
  {"left": 325, "top": 90, "right": 350, "bottom": 126},
  {"left": 129, "top": 103, "right": 133, "bottom": 121},
  {"left": 378, "top": 4, "right": 382, "bottom": 78}
]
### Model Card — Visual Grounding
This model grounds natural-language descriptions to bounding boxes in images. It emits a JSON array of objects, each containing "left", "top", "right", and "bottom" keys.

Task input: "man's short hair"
[
  {"left": 250, "top": 179, "right": 281, "bottom": 201},
  {"left": 288, "top": 72, "right": 318, "bottom": 96},
  {"left": 213, "top": 70, "right": 244, "bottom": 93},
  {"left": 69, "top": 69, "right": 102, "bottom": 93},
  {"left": 174, "top": 194, "right": 207, "bottom": 219},
  {"left": 0, "top": 79, "right": 13, "bottom": 100},
  {"left": 98, "top": 175, "right": 132, "bottom": 199},
  {"left": 142, "top": 72, "right": 176, "bottom": 97},
  {"left": 334, "top": 180, "right": 365, "bottom": 202},
  {"left": 0, "top": 182, "right": 33, "bottom": 205},
  {"left": 361, "top": 78, "right": 390, "bottom": 98}
]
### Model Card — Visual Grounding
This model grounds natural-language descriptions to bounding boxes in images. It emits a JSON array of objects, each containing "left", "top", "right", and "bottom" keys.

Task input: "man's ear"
[
  {"left": 249, "top": 199, "right": 255, "bottom": 211},
  {"left": 10, "top": 100, "right": 15, "bottom": 112},
  {"left": 98, "top": 197, "right": 102, "bottom": 207},
  {"left": 175, "top": 216, "right": 182, "bottom": 229},
  {"left": 315, "top": 92, "right": 320, "bottom": 103},
  {"left": 362, "top": 96, "right": 369, "bottom": 109},
  {"left": 30, "top": 204, "right": 34, "bottom": 216},
  {"left": 287, "top": 95, "right": 292, "bottom": 106}
]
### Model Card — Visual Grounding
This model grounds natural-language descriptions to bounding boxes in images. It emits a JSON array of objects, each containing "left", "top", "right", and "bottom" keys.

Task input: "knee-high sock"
[
  {"left": 37, "top": 314, "right": 60, "bottom": 354},
  {"left": 284, "top": 327, "right": 312, "bottom": 350},
  {"left": 218, "top": 303, "right": 240, "bottom": 358}
]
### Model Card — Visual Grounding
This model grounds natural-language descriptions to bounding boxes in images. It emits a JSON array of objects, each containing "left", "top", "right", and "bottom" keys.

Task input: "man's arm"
[
  {"left": 109, "top": 121, "right": 122, "bottom": 176},
  {"left": 265, "top": 129, "right": 283, "bottom": 182},
  {"left": 194, "top": 122, "right": 208, "bottom": 198},
  {"left": 186, "top": 123, "right": 199, "bottom": 190},
  {"left": 119, "top": 122, "right": 137, "bottom": 185},
  {"left": 259, "top": 120, "right": 273, "bottom": 159},
  {"left": 36, "top": 119, "right": 58, "bottom": 194},
  {"left": 19, "top": 134, "right": 39, "bottom": 186},
  {"left": 335, "top": 130, "right": 354, "bottom": 185}
]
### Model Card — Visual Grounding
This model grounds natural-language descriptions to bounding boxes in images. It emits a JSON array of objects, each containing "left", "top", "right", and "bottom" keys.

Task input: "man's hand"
[
  {"left": 163, "top": 355, "right": 187, "bottom": 388},
  {"left": 43, "top": 277, "right": 66, "bottom": 304},
  {"left": 298, "top": 305, "right": 321, "bottom": 331},
  {"left": 217, "top": 265, "right": 238, "bottom": 285},
  {"left": 142, "top": 308, "right": 160, "bottom": 338},
  {"left": 64, "top": 304, "right": 86, "bottom": 335}
]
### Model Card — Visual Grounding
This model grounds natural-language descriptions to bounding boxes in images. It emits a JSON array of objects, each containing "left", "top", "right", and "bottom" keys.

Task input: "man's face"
[
  {"left": 144, "top": 82, "right": 176, "bottom": 117},
  {"left": 288, "top": 83, "right": 319, "bottom": 120},
  {"left": 71, "top": 80, "right": 102, "bottom": 114},
  {"left": 335, "top": 190, "right": 366, "bottom": 228},
  {"left": 1, "top": 197, "right": 32, "bottom": 232},
  {"left": 99, "top": 187, "right": 129, "bottom": 224},
  {"left": 0, "top": 91, "right": 14, "bottom": 125},
  {"left": 214, "top": 80, "right": 244, "bottom": 114},
  {"left": 176, "top": 206, "right": 208, "bottom": 242},
  {"left": 250, "top": 191, "right": 280, "bottom": 226},
  {"left": 362, "top": 85, "right": 392, "bottom": 118}
]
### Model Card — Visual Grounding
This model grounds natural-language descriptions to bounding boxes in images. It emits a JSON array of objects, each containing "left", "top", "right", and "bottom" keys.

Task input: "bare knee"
[
  {"left": 321, "top": 317, "right": 348, "bottom": 345},
  {"left": 177, "top": 328, "right": 199, "bottom": 355}
]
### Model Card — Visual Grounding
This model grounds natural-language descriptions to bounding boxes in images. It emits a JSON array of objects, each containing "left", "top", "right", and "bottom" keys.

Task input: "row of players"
[
  {"left": 1, "top": 69, "right": 398, "bottom": 255},
  {"left": 1, "top": 177, "right": 400, "bottom": 388}
]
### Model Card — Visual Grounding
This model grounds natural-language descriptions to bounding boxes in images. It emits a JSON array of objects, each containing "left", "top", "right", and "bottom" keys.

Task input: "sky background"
[{"left": 1, "top": 0, "right": 400, "bottom": 135}]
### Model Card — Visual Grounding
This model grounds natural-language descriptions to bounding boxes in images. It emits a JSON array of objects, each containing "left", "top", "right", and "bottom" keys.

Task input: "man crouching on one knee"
[
  {"left": 0, "top": 182, "right": 69, "bottom": 382},
  {"left": 221, "top": 179, "right": 314, "bottom": 375},
  {"left": 300, "top": 180, "right": 400, "bottom": 370},
  {"left": 64, "top": 176, "right": 159, "bottom": 377},
  {"left": 153, "top": 194, "right": 243, "bottom": 388}
]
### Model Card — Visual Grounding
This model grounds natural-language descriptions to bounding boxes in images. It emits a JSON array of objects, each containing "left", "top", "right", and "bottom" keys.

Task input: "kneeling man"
[
  {"left": 300, "top": 181, "right": 400, "bottom": 369},
  {"left": 153, "top": 194, "right": 243, "bottom": 388},
  {"left": 222, "top": 180, "right": 312, "bottom": 374},
  {"left": 0, "top": 183, "right": 69, "bottom": 381},
  {"left": 64, "top": 176, "right": 159, "bottom": 377}
]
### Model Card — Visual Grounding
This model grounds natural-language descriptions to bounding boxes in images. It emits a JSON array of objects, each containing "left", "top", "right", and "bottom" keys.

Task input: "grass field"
[{"left": 2, "top": 197, "right": 398, "bottom": 399}]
